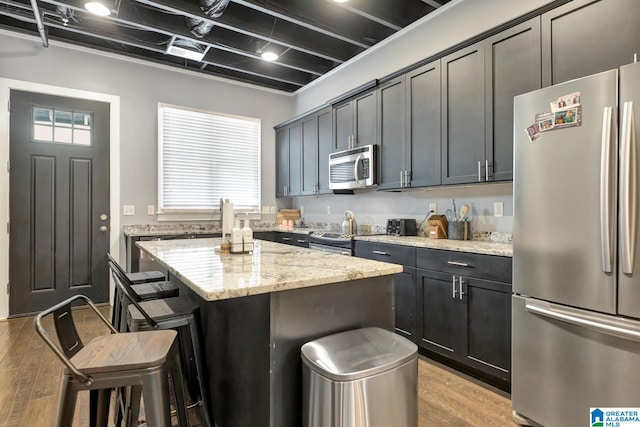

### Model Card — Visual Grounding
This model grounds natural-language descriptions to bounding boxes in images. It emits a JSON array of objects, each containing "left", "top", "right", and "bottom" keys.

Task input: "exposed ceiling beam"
[
  {"left": 420, "top": 0, "right": 443, "bottom": 8},
  {"left": 331, "top": 2, "right": 401, "bottom": 31},
  {"left": 0, "top": 4, "right": 307, "bottom": 88},
  {"left": 131, "top": 0, "right": 355, "bottom": 64},
  {"left": 230, "top": 0, "right": 370, "bottom": 49},
  {"left": 22, "top": 0, "right": 325, "bottom": 77}
]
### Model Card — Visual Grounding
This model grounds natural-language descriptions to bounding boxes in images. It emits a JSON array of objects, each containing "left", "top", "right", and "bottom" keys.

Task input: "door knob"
[{"left": 99, "top": 226, "right": 108, "bottom": 232}]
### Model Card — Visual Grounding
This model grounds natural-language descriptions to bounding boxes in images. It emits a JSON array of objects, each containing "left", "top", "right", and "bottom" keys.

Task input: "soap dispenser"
[
  {"left": 242, "top": 217, "right": 253, "bottom": 252},
  {"left": 231, "top": 219, "right": 243, "bottom": 253}
]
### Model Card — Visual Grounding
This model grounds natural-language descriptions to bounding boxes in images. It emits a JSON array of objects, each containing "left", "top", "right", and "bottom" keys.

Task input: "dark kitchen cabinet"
[
  {"left": 316, "top": 108, "right": 333, "bottom": 194},
  {"left": 416, "top": 248, "right": 512, "bottom": 381},
  {"left": 407, "top": 60, "right": 442, "bottom": 188},
  {"left": 377, "top": 76, "right": 407, "bottom": 190},
  {"left": 276, "top": 128, "right": 289, "bottom": 198},
  {"left": 542, "top": 0, "right": 640, "bottom": 87},
  {"left": 300, "top": 115, "right": 317, "bottom": 195},
  {"left": 276, "top": 232, "right": 309, "bottom": 248},
  {"left": 441, "top": 42, "right": 486, "bottom": 185},
  {"left": 354, "top": 240, "right": 417, "bottom": 341},
  {"left": 334, "top": 90, "right": 377, "bottom": 151},
  {"left": 485, "top": 18, "right": 541, "bottom": 182},
  {"left": 275, "top": 122, "right": 302, "bottom": 197}
]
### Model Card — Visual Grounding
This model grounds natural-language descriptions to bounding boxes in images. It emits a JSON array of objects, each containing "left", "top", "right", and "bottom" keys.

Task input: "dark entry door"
[{"left": 9, "top": 90, "right": 110, "bottom": 316}]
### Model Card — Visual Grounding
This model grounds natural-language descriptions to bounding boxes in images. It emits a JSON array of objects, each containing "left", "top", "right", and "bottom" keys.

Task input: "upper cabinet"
[
  {"left": 275, "top": 107, "right": 333, "bottom": 198},
  {"left": 442, "top": 18, "right": 541, "bottom": 185},
  {"left": 334, "top": 90, "right": 377, "bottom": 151},
  {"left": 377, "top": 76, "right": 407, "bottom": 190},
  {"left": 542, "top": 0, "right": 640, "bottom": 87},
  {"left": 485, "top": 18, "right": 542, "bottom": 182},
  {"left": 407, "top": 60, "right": 442, "bottom": 189},
  {"left": 441, "top": 42, "right": 486, "bottom": 185}
]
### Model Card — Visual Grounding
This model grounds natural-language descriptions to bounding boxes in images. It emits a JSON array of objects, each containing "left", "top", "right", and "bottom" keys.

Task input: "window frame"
[{"left": 157, "top": 103, "right": 262, "bottom": 222}]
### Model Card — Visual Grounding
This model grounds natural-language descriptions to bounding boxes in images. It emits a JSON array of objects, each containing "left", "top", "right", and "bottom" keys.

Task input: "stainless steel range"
[{"left": 308, "top": 232, "right": 354, "bottom": 256}]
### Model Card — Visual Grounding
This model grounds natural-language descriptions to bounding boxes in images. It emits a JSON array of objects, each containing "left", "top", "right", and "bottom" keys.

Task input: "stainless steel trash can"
[{"left": 301, "top": 327, "right": 418, "bottom": 427}]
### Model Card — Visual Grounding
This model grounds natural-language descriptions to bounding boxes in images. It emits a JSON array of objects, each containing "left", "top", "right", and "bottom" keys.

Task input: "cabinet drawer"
[
  {"left": 277, "top": 232, "right": 309, "bottom": 247},
  {"left": 417, "top": 248, "right": 511, "bottom": 283},
  {"left": 354, "top": 241, "right": 416, "bottom": 267}
]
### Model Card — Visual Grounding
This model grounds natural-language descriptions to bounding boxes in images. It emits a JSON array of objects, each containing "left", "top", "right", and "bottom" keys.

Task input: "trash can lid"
[{"left": 301, "top": 327, "right": 418, "bottom": 381}]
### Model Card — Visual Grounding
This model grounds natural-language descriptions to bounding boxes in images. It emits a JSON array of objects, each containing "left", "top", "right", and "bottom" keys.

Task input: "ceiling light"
[
  {"left": 261, "top": 51, "right": 278, "bottom": 61},
  {"left": 85, "top": 1, "right": 111, "bottom": 16},
  {"left": 333, "top": 0, "right": 349, "bottom": 3},
  {"left": 167, "top": 45, "right": 206, "bottom": 61}
]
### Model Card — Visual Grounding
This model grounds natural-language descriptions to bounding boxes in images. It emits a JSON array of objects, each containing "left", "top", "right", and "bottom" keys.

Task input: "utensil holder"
[{"left": 448, "top": 221, "right": 470, "bottom": 240}]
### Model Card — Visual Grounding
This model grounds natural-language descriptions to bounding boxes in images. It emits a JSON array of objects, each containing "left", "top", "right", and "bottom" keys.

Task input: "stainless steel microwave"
[{"left": 329, "top": 144, "right": 377, "bottom": 190}]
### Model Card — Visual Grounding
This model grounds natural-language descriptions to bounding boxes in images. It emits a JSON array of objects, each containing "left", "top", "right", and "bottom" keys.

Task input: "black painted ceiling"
[{"left": 0, "top": 0, "right": 449, "bottom": 92}]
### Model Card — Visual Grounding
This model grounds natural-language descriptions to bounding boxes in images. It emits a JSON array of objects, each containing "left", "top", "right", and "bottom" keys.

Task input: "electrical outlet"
[
  {"left": 123, "top": 205, "right": 135, "bottom": 216},
  {"left": 270, "top": 206, "right": 276, "bottom": 214},
  {"left": 494, "top": 202, "right": 504, "bottom": 217},
  {"left": 429, "top": 203, "right": 437, "bottom": 215},
  {"left": 262, "top": 206, "right": 270, "bottom": 214},
  {"left": 326, "top": 205, "right": 331, "bottom": 214},
  {"left": 147, "top": 205, "right": 155, "bottom": 215}
]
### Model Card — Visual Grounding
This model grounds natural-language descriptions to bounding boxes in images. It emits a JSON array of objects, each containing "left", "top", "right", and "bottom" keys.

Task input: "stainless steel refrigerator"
[{"left": 513, "top": 62, "right": 640, "bottom": 426}]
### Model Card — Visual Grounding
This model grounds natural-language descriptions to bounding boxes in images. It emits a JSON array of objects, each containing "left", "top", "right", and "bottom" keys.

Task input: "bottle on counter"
[
  {"left": 242, "top": 218, "right": 253, "bottom": 252},
  {"left": 231, "top": 220, "right": 243, "bottom": 253}
]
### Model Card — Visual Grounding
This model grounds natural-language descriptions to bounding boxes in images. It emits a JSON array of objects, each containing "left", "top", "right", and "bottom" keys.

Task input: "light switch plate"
[
  {"left": 494, "top": 202, "right": 504, "bottom": 217},
  {"left": 123, "top": 205, "right": 135, "bottom": 216},
  {"left": 429, "top": 203, "right": 437, "bottom": 215},
  {"left": 261, "top": 206, "right": 270, "bottom": 214},
  {"left": 147, "top": 205, "right": 155, "bottom": 215},
  {"left": 270, "top": 206, "right": 276, "bottom": 214}
]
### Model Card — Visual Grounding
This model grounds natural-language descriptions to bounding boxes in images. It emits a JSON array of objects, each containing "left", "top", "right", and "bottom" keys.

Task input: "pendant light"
[{"left": 85, "top": 1, "right": 112, "bottom": 16}]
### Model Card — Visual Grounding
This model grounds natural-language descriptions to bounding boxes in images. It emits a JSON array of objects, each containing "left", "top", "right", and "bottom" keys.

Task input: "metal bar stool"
[
  {"left": 34, "top": 294, "right": 189, "bottom": 427},
  {"left": 109, "top": 261, "right": 214, "bottom": 427},
  {"left": 108, "top": 253, "right": 179, "bottom": 332}
]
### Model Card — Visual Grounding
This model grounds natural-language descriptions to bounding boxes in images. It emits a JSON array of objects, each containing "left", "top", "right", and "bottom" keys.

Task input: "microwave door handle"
[{"left": 353, "top": 155, "right": 362, "bottom": 185}]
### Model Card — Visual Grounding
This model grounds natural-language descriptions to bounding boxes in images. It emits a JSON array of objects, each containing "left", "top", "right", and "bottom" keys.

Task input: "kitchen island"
[{"left": 136, "top": 238, "right": 403, "bottom": 427}]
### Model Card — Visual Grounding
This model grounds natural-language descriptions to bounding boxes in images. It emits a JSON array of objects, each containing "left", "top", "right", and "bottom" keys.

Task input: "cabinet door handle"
[
  {"left": 400, "top": 171, "right": 404, "bottom": 187},
  {"left": 282, "top": 237, "right": 292, "bottom": 241},
  {"left": 452, "top": 276, "right": 458, "bottom": 298},
  {"left": 372, "top": 250, "right": 389, "bottom": 256},
  {"left": 485, "top": 160, "right": 490, "bottom": 181},
  {"left": 297, "top": 239, "right": 307, "bottom": 243},
  {"left": 447, "top": 260, "right": 469, "bottom": 267},
  {"left": 405, "top": 170, "right": 410, "bottom": 187},
  {"left": 478, "top": 160, "right": 482, "bottom": 182},
  {"left": 458, "top": 277, "right": 465, "bottom": 300}
]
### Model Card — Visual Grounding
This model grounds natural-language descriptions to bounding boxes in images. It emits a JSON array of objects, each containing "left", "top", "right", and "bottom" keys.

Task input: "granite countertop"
[
  {"left": 123, "top": 223, "right": 319, "bottom": 237},
  {"left": 354, "top": 235, "right": 513, "bottom": 257},
  {"left": 136, "top": 238, "right": 403, "bottom": 301}
]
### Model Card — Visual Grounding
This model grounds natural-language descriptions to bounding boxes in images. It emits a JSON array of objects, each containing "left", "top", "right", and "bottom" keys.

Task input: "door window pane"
[{"left": 32, "top": 106, "right": 93, "bottom": 146}]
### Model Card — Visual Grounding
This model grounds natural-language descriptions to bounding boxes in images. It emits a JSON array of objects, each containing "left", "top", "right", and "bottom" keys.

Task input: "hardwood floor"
[{"left": 0, "top": 308, "right": 515, "bottom": 426}]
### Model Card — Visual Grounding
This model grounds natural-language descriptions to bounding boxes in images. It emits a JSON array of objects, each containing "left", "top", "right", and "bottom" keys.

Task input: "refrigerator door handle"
[
  {"left": 600, "top": 106, "right": 615, "bottom": 273},
  {"left": 526, "top": 299, "right": 640, "bottom": 342},
  {"left": 620, "top": 101, "right": 637, "bottom": 274}
]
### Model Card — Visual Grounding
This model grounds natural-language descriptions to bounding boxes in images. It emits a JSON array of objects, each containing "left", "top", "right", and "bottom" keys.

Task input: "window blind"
[{"left": 159, "top": 104, "right": 261, "bottom": 212}]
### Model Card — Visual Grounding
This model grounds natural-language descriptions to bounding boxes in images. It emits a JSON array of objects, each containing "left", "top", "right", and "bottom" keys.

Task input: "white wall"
[
  {"left": 290, "top": 0, "right": 557, "bottom": 233},
  {"left": 0, "top": 30, "right": 293, "bottom": 318}
]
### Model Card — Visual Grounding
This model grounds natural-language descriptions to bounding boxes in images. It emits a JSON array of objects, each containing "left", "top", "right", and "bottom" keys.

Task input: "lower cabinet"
[
  {"left": 353, "top": 240, "right": 417, "bottom": 342},
  {"left": 276, "top": 232, "right": 309, "bottom": 248},
  {"left": 416, "top": 248, "right": 512, "bottom": 382}
]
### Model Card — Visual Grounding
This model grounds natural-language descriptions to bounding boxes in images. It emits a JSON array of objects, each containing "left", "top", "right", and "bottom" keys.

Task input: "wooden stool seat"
[
  {"left": 34, "top": 295, "right": 189, "bottom": 427},
  {"left": 126, "top": 270, "right": 167, "bottom": 284},
  {"left": 70, "top": 331, "right": 176, "bottom": 374}
]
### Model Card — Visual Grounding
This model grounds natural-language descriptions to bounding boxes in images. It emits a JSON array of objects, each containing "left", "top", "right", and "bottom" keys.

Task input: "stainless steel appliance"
[
  {"left": 308, "top": 232, "right": 354, "bottom": 256},
  {"left": 386, "top": 218, "right": 417, "bottom": 236},
  {"left": 341, "top": 210, "right": 358, "bottom": 235},
  {"left": 513, "top": 63, "right": 640, "bottom": 426},
  {"left": 329, "top": 144, "right": 377, "bottom": 190}
]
